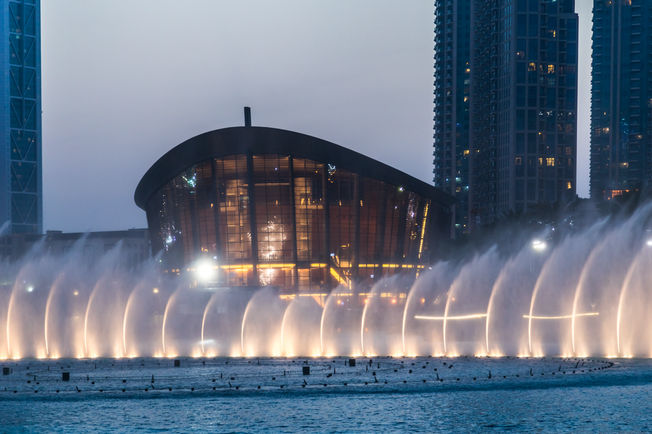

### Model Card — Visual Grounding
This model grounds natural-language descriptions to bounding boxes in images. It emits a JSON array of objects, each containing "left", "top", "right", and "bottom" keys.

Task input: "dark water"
[{"left": 1, "top": 357, "right": 650, "bottom": 432}]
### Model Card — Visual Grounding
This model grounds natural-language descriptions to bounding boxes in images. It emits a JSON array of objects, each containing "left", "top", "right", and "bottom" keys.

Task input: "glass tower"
[
  {"left": 590, "top": 0, "right": 652, "bottom": 200},
  {"left": 0, "top": 0, "right": 42, "bottom": 234},
  {"left": 433, "top": 0, "right": 471, "bottom": 235},
  {"left": 435, "top": 0, "right": 578, "bottom": 229}
]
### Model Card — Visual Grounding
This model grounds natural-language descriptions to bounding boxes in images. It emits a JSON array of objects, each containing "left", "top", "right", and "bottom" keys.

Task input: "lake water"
[{"left": 1, "top": 357, "right": 651, "bottom": 432}]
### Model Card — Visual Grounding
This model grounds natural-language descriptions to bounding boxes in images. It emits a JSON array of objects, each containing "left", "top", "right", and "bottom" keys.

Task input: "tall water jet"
[
  {"left": 4, "top": 238, "right": 47, "bottom": 359},
  {"left": 320, "top": 286, "right": 362, "bottom": 356},
  {"left": 160, "top": 278, "right": 212, "bottom": 358},
  {"left": 0, "top": 222, "right": 19, "bottom": 358},
  {"left": 443, "top": 247, "right": 501, "bottom": 356},
  {"left": 2, "top": 204, "right": 652, "bottom": 359},
  {"left": 0, "top": 258, "right": 18, "bottom": 359},
  {"left": 6, "top": 256, "right": 58, "bottom": 359},
  {"left": 240, "top": 287, "right": 286, "bottom": 357},
  {"left": 571, "top": 204, "right": 652, "bottom": 357},
  {"left": 45, "top": 269, "right": 91, "bottom": 359},
  {"left": 122, "top": 260, "right": 170, "bottom": 358},
  {"left": 360, "top": 274, "right": 412, "bottom": 356},
  {"left": 200, "top": 287, "right": 252, "bottom": 357},
  {"left": 280, "top": 295, "right": 322, "bottom": 357},
  {"left": 83, "top": 245, "right": 132, "bottom": 358},
  {"left": 485, "top": 240, "right": 548, "bottom": 357},
  {"left": 527, "top": 221, "right": 605, "bottom": 356},
  {"left": 402, "top": 262, "right": 457, "bottom": 356},
  {"left": 617, "top": 242, "right": 652, "bottom": 357},
  {"left": 44, "top": 236, "right": 91, "bottom": 358}
]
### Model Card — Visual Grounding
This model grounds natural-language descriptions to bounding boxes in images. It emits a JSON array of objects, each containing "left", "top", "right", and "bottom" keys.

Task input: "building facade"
[
  {"left": 0, "top": 0, "right": 42, "bottom": 234},
  {"left": 135, "top": 123, "right": 454, "bottom": 292},
  {"left": 433, "top": 0, "right": 471, "bottom": 234},
  {"left": 590, "top": 0, "right": 652, "bottom": 200},
  {"left": 435, "top": 0, "right": 578, "bottom": 229}
]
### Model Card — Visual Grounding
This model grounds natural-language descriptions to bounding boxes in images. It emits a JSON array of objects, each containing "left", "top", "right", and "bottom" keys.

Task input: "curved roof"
[{"left": 134, "top": 126, "right": 454, "bottom": 210}]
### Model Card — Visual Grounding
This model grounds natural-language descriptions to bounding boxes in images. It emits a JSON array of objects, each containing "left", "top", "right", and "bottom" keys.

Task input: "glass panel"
[
  {"left": 253, "top": 155, "right": 294, "bottom": 264},
  {"left": 293, "top": 158, "right": 325, "bottom": 261},
  {"left": 215, "top": 156, "right": 252, "bottom": 263}
]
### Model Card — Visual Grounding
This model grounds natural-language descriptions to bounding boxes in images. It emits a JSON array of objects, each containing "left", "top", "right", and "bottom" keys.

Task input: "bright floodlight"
[
  {"left": 195, "top": 259, "right": 217, "bottom": 283},
  {"left": 646, "top": 239, "right": 652, "bottom": 247},
  {"left": 531, "top": 239, "right": 547, "bottom": 252}
]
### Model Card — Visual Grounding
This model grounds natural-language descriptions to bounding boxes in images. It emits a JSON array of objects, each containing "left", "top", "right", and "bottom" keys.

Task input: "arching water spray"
[
  {"left": 43, "top": 283, "right": 56, "bottom": 357},
  {"left": 570, "top": 241, "right": 605, "bottom": 355},
  {"left": 5, "top": 285, "right": 16, "bottom": 358},
  {"left": 616, "top": 253, "right": 640, "bottom": 355},
  {"left": 122, "top": 286, "right": 137, "bottom": 357},
  {"left": 240, "top": 294, "right": 253, "bottom": 356},
  {"left": 485, "top": 264, "right": 510, "bottom": 355},
  {"left": 83, "top": 286, "right": 99, "bottom": 358},
  {"left": 161, "top": 287, "right": 180, "bottom": 357},
  {"left": 400, "top": 288, "right": 412, "bottom": 356},
  {"left": 442, "top": 289, "right": 452, "bottom": 355},
  {"left": 279, "top": 301, "right": 292, "bottom": 356},
  {"left": 360, "top": 295, "right": 370, "bottom": 356},
  {"left": 200, "top": 293, "right": 216, "bottom": 356},
  {"left": 319, "top": 293, "right": 331, "bottom": 356}
]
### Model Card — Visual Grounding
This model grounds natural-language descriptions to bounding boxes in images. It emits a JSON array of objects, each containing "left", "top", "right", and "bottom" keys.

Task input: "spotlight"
[
  {"left": 531, "top": 239, "right": 547, "bottom": 252},
  {"left": 194, "top": 259, "right": 217, "bottom": 283},
  {"left": 646, "top": 239, "right": 652, "bottom": 247}
]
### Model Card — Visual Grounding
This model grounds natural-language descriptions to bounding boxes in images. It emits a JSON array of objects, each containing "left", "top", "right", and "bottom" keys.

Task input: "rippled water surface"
[{"left": 1, "top": 357, "right": 651, "bottom": 432}]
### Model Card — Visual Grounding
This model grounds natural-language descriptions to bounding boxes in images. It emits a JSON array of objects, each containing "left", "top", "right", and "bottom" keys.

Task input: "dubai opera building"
[{"left": 135, "top": 109, "right": 454, "bottom": 293}]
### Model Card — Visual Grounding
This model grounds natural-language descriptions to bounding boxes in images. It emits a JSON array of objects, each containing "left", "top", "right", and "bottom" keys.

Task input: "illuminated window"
[
  {"left": 528, "top": 62, "right": 536, "bottom": 71},
  {"left": 546, "top": 158, "right": 555, "bottom": 167}
]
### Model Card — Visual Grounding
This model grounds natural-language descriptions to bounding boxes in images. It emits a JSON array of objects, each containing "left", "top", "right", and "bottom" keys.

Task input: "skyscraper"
[
  {"left": 590, "top": 0, "right": 652, "bottom": 201},
  {"left": 434, "top": 0, "right": 578, "bottom": 230},
  {"left": 433, "top": 0, "right": 471, "bottom": 235},
  {"left": 0, "top": 0, "right": 42, "bottom": 234}
]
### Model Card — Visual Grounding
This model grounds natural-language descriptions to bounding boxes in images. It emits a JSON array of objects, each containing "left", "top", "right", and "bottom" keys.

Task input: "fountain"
[{"left": 2, "top": 205, "right": 652, "bottom": 360}]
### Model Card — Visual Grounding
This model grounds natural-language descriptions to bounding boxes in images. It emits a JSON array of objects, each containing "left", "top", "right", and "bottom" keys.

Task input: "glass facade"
[
  {"left": 433, "top": 0, "right": 471, "bottom": 235},
  {"left": 0, "top": 0, "right": 42, "bottom": 234},
  {"left": 438, "top": 0, "right": 578, "bottom": 228},
  {"left": 590, "top": 0, "right": 652, "bottom": 200},
  {"left": 140, "top": 132, "right": 452, "bottom": 292}
]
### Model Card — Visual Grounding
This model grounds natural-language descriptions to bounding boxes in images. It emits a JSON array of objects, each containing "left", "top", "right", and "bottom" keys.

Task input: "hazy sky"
[{"left": 41, "top": 0, "right": 593, "bottom": 232}]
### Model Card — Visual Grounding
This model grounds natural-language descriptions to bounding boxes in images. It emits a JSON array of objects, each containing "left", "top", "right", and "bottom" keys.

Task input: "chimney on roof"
[{"left": 244, "top": 106, "right": 251, "bottom": 127}]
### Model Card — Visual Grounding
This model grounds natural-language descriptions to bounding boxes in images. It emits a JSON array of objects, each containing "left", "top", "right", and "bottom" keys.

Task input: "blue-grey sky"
[{"left": 41, "top": 0, "right": 593, "bottom": 232}]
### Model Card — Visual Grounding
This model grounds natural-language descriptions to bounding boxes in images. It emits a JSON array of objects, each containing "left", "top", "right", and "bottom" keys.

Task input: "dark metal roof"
[{"left": 134, "top": 126, "right": 455, "bottom": 209}]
